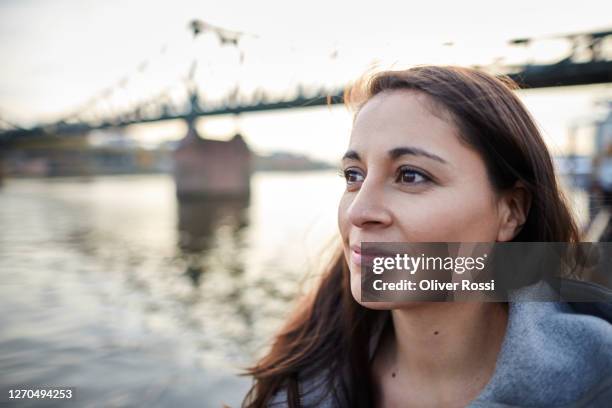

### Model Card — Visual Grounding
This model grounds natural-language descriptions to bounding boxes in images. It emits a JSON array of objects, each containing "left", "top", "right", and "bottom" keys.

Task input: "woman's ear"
[{"left": 496, "top": 181, "right": 532, "bottom": 242}]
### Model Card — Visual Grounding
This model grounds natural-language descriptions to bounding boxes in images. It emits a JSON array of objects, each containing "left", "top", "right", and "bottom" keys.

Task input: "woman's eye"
[
  {"left": 396, "top": 167, "right": 430, "bottom": 184},
  {"left": 341, "top": 168, "right": 364, "bottom": 184}
]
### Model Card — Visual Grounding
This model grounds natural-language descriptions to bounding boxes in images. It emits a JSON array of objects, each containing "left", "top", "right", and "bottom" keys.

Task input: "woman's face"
[{"left": 337, "top": 90, "right": 516, "bottom": 305}]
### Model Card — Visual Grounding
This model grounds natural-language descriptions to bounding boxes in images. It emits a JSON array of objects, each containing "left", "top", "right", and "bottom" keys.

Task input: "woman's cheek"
[
  {"left": 390, "top": 194, "right": 449, "bottom": 241},
  {"left": 435, "top": 204, "right": 498, "bottom": 241},
  {"left": 393, "top": 192, "right": 497, "bottom": 242}
]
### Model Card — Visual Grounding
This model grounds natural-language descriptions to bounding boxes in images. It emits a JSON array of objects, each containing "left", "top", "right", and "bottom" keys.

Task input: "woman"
[{"left": 242, "top": 66, "right": 612, "bottom": 407}]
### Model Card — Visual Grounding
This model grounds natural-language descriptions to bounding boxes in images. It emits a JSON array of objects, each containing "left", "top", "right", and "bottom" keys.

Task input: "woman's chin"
[
  {"left": 350, "top": 276, "right": 422, "bottom": 310},
  {"left": 350, "top": 268, "right": 439, "bottom": 310}
]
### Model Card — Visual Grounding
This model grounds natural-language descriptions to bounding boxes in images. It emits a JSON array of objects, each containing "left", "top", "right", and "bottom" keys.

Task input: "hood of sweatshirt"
[{"left": 466, "top": 280, "right": 612, "bottom": 407}]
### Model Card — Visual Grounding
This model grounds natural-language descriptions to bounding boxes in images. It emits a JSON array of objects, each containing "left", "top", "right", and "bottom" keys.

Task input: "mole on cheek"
[{"left": 434, "top": 331, "right": 439, "bottom": 335}]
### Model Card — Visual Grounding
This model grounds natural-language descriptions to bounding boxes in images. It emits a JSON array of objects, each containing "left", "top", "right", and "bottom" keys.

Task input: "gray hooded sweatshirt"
[{"left": 268, "top": 280, "right": 612, "bottom": 407}]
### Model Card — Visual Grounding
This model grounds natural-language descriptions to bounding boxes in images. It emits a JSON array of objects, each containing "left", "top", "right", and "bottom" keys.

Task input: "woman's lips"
[
  {"left": 350, "top": 248, "right": 363, "bottom": 266},
  {"left": 350, "top": 245, "right": 388, "bottom": 266}
]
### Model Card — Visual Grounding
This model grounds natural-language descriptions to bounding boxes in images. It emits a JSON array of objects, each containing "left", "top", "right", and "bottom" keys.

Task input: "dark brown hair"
[{"left": 241, "top": 65, "right": 581, "bottom": 408}]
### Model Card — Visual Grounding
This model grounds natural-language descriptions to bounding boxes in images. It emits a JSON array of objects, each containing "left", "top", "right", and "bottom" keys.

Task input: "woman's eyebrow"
[
  {"left": 341, "top": 150, "right": 361, "bottom": 161},
  {"left": 389, "top": 146, "right": 448, "bottom": 164}
]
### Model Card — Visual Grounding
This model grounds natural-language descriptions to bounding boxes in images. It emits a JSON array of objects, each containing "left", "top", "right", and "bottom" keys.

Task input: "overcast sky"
[{"left": 1, "top": 0, "right": 611, "bottom": 161}]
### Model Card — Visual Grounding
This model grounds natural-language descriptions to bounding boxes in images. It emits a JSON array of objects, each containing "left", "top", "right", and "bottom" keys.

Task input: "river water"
[
  {"left": 0, "top": 171, "right": 590, "bottom": 407},
  {"left": 0, "top": 172, "right": 343, "bottom": 407}
]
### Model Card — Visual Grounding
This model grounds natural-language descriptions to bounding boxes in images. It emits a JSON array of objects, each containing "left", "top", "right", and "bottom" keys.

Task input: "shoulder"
[
  {"left": 472, "top": 299, "right": 612, "bottom": 407},
  {"left": 267, "top": 369, "right": 343, "bottom": 408},
  {"left": 267, "top": 312, "right": 390, "bottom": 407}
]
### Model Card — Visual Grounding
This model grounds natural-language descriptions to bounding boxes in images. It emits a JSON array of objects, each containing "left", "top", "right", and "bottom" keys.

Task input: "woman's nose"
[{"left": 347, "top": 181, "right": 392, "bottom": 228}]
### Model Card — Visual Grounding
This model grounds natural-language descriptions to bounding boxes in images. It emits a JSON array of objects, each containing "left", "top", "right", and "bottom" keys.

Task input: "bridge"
[{"left": 1, "top": 26, "right": 611, "bottom": 145}]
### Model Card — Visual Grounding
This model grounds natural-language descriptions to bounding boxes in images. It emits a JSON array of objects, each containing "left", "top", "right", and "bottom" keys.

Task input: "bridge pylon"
[{"left": 172, "top": 116, "right": 251, "bottom": 198}]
